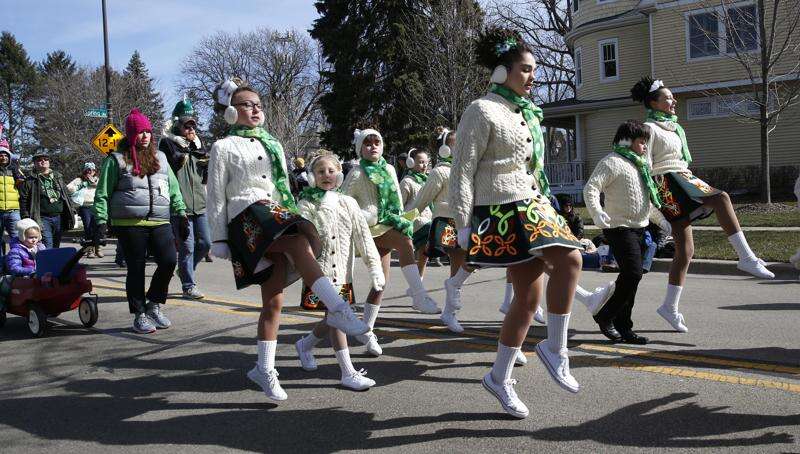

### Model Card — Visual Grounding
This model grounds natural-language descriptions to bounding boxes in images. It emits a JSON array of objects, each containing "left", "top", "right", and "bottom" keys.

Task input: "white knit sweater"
[
  {"left": 206, "top": 135, "right": 289, "bottom": 243},
  {"left": 645, "top": 121, "right": 690, "bottom": 176},
  {"left": 449, "top": 92, "right": 538, "bottom": 229},
  {"left": 584, "top": 152, "right": 667, "bottom": 229},
  {"left": 297, "top": 192, "right": 385, "bottom": 291},
  {"left": 341, "top": 161, "right": 403, "bottom": 230},
  {"left": 399, "top": 175, "right": 432, "bottom": 231},
  {"left": 410, "top": 163, "right": 453, "bottom": 219}
]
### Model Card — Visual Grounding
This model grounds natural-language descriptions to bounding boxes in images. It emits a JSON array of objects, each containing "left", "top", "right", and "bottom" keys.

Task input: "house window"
[
  {"left": 686, "top": 2, "right": 759, "bottom": 59},
  {"left": 598, "top": 38, "right": 619, "bottom": 81},
  {"left": 574, "top": 48, "right": 582, "bottom": 86},
  {"left": 572, "top": 0, "right": 579, "bottom": 13},
  {"left": 686, "top": 93, "right": 763, "bottom": 119}
]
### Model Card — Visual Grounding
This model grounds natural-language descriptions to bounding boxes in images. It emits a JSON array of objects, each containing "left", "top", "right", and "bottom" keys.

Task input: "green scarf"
[
  {"left": 490, "top": 84, "right": 550, "bottom": 196},
  {"left": 613, "top": 145, "right": 662, "bottom": 209},
  {"left": 227, "top": 125, "right": 297, "bottom": 212},
  {"left": 359, "top": 157, "right": 413, "bottom": 237},
  {"left": 39, "top": 172, "right": 60, "bottom": 202},
  {"left": 645, "top": 109, "right": 692, "bottom": 165},
  {"left": 407, "top": 170, "right": 428, "bottom": 185},
  {"left": 299, "top": 186, "right": 328, "bottom": 203}
]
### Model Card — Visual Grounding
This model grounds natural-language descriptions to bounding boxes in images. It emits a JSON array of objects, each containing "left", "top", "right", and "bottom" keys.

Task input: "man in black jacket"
[{"left": 19, "top": 150, "right": 75, "bottom": 248}]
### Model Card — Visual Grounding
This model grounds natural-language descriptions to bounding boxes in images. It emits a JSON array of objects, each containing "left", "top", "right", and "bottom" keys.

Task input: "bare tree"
[
  {"left": 489, "top": 0, "right": 575, "bottom": 104},
  {"left": 177, "top": 28, "right": 326, "bottom": 160},
  {"left": 398, "top": 0, "right": 487, "bottom": 131},
  {"left": 686, "top": 0, "right": 800, "bottom": 203}
]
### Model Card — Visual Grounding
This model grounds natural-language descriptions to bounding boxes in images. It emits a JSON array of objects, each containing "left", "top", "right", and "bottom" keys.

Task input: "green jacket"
[{"left": 158, "top": 133, "right": 208, "bottom": 215}]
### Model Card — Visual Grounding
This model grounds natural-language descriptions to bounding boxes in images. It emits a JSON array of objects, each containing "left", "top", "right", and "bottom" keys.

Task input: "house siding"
[{"left": 573, "top": 0, "right": 642, "bottom": 29}]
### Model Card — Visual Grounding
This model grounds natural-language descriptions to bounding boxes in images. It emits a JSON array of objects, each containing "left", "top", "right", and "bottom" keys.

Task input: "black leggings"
[
  {"left": 116, "top": 224, "right": 177, "bottom": 314},
  {"left": 594, "top": 227, "right": 645, "bottom": 332}
]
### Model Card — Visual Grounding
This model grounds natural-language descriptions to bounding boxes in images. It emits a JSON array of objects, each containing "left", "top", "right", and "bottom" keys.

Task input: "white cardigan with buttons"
[
  {"left": 448, "top": 92, "right": 540, "bottom": 230},
  {"left": 410, "top": 163, "right": 453, "bottom": 219},
  {"left": 206, "top": 134, "right": 290, "bottom": 243},
  {"left": 298, "top": 192, "right": 385, "bottom": 291}
]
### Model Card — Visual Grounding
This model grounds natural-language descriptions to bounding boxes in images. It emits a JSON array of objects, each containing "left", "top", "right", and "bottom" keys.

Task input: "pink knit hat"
[
  {"left": 0, "top": 124, "right": 9, "bottom": 155},
  {"left": 125, "top": 108, "right": 152, "bottom": 176}
]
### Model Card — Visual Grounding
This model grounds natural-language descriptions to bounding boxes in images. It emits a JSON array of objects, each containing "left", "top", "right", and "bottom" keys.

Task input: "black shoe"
[
  {"left": 598, "top": 322, "right": 623, "bottom": 342},
  {"left": 619, "top": 330, "right": 648, "bottom": 345}
]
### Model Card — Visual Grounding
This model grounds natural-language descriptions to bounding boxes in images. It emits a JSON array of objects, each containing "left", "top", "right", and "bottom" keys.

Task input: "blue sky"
[{"left": 5, "top": 0, "right": 320, "bottom": 112}]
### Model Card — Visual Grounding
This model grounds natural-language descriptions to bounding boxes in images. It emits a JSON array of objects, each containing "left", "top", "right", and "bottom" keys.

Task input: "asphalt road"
[{"left": 1, "top": 240, "right": 798, "bottom": 453}]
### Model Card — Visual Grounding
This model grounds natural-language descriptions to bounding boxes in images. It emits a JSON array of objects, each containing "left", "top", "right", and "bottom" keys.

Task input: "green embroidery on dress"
[{"left": 489, "top": 205, "right": 514, "bottom": 235}]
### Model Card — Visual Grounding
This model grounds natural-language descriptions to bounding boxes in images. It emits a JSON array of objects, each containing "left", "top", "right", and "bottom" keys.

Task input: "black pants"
[
  {"left": 116, "top": 224, "right": 177, "bottom": 314},
  {"left": 594, "top": 227, "right": 645, "bottom": 332}
]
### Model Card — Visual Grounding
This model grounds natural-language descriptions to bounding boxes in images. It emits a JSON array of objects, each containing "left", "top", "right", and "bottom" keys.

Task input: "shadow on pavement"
[{"left": 718, "top": 303, "right": 800, "bottom": 311}]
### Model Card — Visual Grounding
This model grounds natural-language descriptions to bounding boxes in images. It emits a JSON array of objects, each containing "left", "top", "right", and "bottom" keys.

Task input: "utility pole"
[{"left": 101, "top": 0, "right": 113, "bottom": 124}]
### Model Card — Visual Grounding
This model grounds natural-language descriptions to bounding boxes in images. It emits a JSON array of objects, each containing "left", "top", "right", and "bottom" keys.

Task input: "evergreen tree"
[
  {"left": 40, "top": 50, "right": 77, "bottom": 77},
  {"left": 0, "top": 31, "right": 38, "bottom": 153},
  {"left": 122, "top": 50, "right": 164, "bottom": 133}
]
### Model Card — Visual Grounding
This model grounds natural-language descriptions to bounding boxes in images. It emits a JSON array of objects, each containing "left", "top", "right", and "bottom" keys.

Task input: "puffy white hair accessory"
[
  {"left": 216, "top": 79, "right": 240, "bottom": 125},
  {"left": 649, "top": 79, "right": 664, "bottom": 93},
  {"left": 438, "top": 128, "right": 452, "bottom": 158},
  {"left": 616, "top": 139, "right": 632, "bottom": 147},
  {"left": 353, "top": 128, "right": 383, "bottom": 158}
]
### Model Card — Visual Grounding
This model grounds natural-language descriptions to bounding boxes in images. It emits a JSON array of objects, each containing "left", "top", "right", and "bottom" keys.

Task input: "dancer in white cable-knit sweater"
[
  {"left": 294, "top": 154, "right": 386, "bottom": 390},
  {"left": 584, "top": 120, "right": 670, "bottom": 345},
  {"left": 341, "top": 128, "right": 441, "bottom": 357},
  {"left": 399, "top": 148, "right": 433, "bottom": 288},
  {"left": 630, "top": 76, "right": 773, "bottom": 334},
  {"left": 450, "top": 28, "right": 583, "bottom": 420}
]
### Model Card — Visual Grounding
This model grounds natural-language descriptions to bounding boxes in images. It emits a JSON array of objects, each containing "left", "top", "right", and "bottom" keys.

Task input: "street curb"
[{"left": 647, "top": 258, "right": 797, "bottom": 279}]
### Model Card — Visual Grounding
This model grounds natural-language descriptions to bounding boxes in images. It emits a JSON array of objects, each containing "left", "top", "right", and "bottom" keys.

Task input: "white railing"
[{"left": 545, "top": 161, "right": 585, "bottom": 187}]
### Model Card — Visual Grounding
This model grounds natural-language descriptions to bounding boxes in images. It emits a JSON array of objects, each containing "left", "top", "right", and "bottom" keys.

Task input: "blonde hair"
[{"left": 309, "top": 150, "right": 342, "bottom": 173}]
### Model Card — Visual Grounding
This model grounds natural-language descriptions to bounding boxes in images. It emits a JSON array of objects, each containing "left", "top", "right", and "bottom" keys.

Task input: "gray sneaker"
[
  {"left": 182, "top": 286, "right": 205, "bottom": 300},
  {"left": 146, "top": 303, "right": 172, "bottom": 329},
  {"left": 133, "top": 313, "right": 156, "bottom": 334}
]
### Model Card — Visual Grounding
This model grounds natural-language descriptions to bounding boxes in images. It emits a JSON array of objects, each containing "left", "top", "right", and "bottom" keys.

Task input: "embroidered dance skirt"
[
  {"left": 655, "top": 171, "right": 720, "bottom": 223},
  {"left": 426, "top": 217, "right": 459, "bottom": 258},
  {"left": 465, "top": 195, "right": 582, "bottom": 268},
  {"left": 228, "top": 201, "right": 316, "bottom": 290},
  {"left": 300, "top": 283, "right": 355, "bottom": 310},
  {"left": 412, "top": 222, "right": 432, "bottom": 252}
]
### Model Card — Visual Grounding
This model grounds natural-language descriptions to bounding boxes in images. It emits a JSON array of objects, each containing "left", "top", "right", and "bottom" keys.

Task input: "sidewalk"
[{"left": 584, "top": 225, "right": 800, "bottom": 231}]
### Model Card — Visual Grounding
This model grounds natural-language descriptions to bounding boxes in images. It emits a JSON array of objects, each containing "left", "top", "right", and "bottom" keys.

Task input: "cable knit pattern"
[
  {"left": 399, "top": 175, "right": 432, "bottom": 231},
  {"left": 410, "top": 163, "right": 453, "bottom": 219},
  {"left": 298, "top": 192, "right": 385, "bottom": 291},
  {"left": 584, "top": 153, "right": 667, "bottom": 229},
  {"left": 645, "top": 121, "right": 690, "bottom": 176},
  {"left": 341, "top": 162, "right": 403, "bottom": 236},
  {"left": 449, "top": 92, "right": 538, "bottom": 229},
  {"left": 206, "top": 135, "right": 289, "bottom": 243}
]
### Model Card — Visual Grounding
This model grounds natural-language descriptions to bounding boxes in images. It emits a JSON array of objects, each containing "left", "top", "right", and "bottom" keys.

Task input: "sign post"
[{"left": 91, "top": 124, "right": 123, "bottom": 154}]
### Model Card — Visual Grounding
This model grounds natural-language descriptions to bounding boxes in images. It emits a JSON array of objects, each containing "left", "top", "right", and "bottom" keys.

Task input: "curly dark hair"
[
  {"left": 612, "top": 120, "right": 651, "bottom": 146},
  {"left": 631, "top": 76, "right": 667, "bottom": 108},
  {"left": 475, "top": 27, "right": 533, "bottom": 70}
]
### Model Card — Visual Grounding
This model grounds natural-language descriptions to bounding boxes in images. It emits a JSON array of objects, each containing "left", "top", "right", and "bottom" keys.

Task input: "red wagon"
[{"left": 0, "top": 246, "right": 98, "bottom": 337}]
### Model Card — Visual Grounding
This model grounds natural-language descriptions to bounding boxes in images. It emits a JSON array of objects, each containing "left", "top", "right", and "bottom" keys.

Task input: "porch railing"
[{"left": 544, "top": 161, "right": 585, "bottom": 187}]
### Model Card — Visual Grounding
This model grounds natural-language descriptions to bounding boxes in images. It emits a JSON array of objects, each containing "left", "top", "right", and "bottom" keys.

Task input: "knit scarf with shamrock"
[
  {"left": 359, "top": 157, "right": 413, "bottom": 237},
  {"left": 227, "top": 125, "right": 297, "bottom": 212},
  {"left": 645, "top": 109, "right": 692, "bottom": 165},
  {"left": 613, "top": 144, "right": 662, "bottom": 209},
  {"left": 39, "top": 171, "right": 60, "bottom": 203},
  {"left": 299, "top": 186, "right": 328, "bottom": 204},
  {"left": 407, "top": 170, "right": 428, "bottom": 185},
  {"left": 490, "top": 83, "right": 551, "bottom": 197}
]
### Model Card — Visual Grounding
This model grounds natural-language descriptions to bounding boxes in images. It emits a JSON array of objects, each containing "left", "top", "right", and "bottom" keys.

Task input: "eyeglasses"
[
  {"left": 233, "top": 101, "right": 263, "bottom": 111},
  {"left": 34, "top": 157, "right": 50, "bottom": 162},
  {"left": 183, "top": 124, "right": 197, "bottom": 130}
]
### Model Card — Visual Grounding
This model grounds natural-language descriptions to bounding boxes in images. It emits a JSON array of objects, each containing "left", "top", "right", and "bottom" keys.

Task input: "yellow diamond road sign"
[{"left": 91, "top": 123, "right": 123, "bottom": 154}]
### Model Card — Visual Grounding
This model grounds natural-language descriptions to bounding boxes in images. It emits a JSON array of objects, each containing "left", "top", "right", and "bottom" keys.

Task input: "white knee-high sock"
[
  {"left": 574, "top": 285, "right": 592, "bottom": 305},
  {"left": 299, "top": 332, "right": 323, "bottom": 352},
  {"left": 311, "top": 277, "right": 346, "bottom": 312},
  {"left": 334, "top": 348, "right": 357, "bottom": 378},
  {"left": 728, "top": 231, "right": 757, "bottom": 261},
  {"left": 661, "top": 284, "right": 683, "bottom": 313},
  {"left": 401, "top": 264, "right": 427, "bottom": 296},
  {"left": 257, "top": 340, "right": 277, "bottom": 372},
  {"left": 546, "top": 313, "right": 570, "bottom": 353},
  {"left": 490, "top": 342, "right": 520, "bottom": 383},
  {"left": 362, "top": 303, "right": 380, "bottom": 329},
  {"left": 500, "top": 283, "right": 514, "bottom": 313},
  {"left": 449, "top": 267, "right": 471, "bottom": 287}
]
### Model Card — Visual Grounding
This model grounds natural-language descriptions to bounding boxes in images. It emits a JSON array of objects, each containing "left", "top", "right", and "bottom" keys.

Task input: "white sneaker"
[
  {"left": 247, "top": 366, "right": 288, "bottom": 401},
  {"left": 440, "top": 311, "right": 464, "bottom": 333},
  {"left": 533, "top": 306, "right": 546, "bottom": 324},
  {"left": 535, "top": 341, "right": 580, "bottom": 393},
  {"left": 514, "top": 350, "right": 528, "bottom": 366},
  {"left": 498, "top": 297, "right": 511, "bottom": 315},
  {"left": 444, "top": 276, "right": 463, "bottom": 310},
  {"left": 295, "top": 339, "right": 318, "bottom": 371},
  {"left": 584, "top": 282, "right": 616, "bottom": 316},
  {"left": 656, "top": 306, "right": 689, "bottom": 333},
  {"left": 341, "top": 368, "right": 376, "bottom": 390},
  {"left": 737, "top": 257, "right": 775, "bottom": 279},
  {"left": 355, "top": 331, "right": 383, "bottom": 356},
  {"left": 327, "top": 306, "right": 370, "bottom": 336},
  {"left": 411, "top": 292, "right": 441, "bottom": 314},
  {"left": 481, "top": 372, "right": 529, "bottom": 419}
]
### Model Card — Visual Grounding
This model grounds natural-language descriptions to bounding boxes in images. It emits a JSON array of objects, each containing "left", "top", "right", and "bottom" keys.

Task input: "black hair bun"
[
  {"left": 475, "top": 27, "right": 526, "bottom": 69},
  {"left": 631, "top": 76, "right": 655, "bottom": 103}
]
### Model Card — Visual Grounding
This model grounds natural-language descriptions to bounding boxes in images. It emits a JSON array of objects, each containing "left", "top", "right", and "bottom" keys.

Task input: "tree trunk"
[
  {"left": 758, "top": 0, "right": 770, "bottom": 203},
  {"left": 760, "top": 118, "right": 770, "bottom": 204},
  {"left": 6, "top": 82, "right": 12, "bottom": 152}
]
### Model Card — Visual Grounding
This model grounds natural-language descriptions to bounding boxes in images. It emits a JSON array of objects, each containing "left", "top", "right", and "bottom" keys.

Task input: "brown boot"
[
  {"left": 94, "top": 246, "right": 105, "bottom": 258},
  {"left": 85, "top": 247, "right": 95, "bottom": 258}
]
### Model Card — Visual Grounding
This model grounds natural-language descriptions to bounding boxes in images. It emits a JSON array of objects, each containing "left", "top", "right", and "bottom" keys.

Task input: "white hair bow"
[
  {"left": 617, "top": 139, "right": 632, "bottom": 147},
  {"left": 649, "top": 79, "right": 664, "bottom": 93},
  {"left": 216, "top": 80, "right": 239, "bottom": 107},
  {"left": 352, "top": 129, "right": 363, "bottom": 144}
]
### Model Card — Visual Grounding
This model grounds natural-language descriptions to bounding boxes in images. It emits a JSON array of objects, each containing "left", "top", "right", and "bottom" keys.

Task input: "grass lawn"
[
  {"left": 576, "top": 203, "right": 800, "bottom": 227},
  {"left": 688, "top": 230, "right": 799, "bottom": 262}
]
